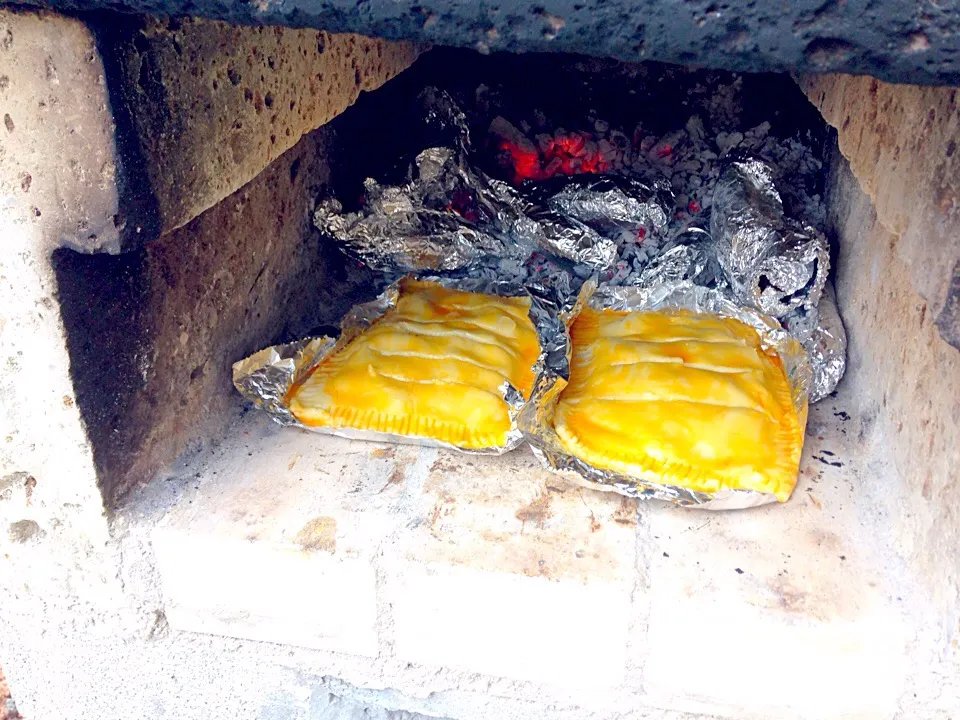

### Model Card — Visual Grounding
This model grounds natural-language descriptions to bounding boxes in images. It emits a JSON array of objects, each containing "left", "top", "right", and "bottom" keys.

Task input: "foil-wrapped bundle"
[
  {"left": 314, "top": 146, "right": 620, "bottom": 273},
  {"left": 233, "top": 274, "right": 566, "bottom": 455},
  {"left": 519, "top": 281, "right": 812, "bottom": 510},
  {"left": 524, "top": 174, "right": 673, "bottom": 239},
  {"left": 314, "top": 148, "right": 514, "bottom": 273},
  {"left": 782, "top": 280, "right": 847, "bottom": 402},
  {"left": 488, "top": 178, "right": 618, "bottom": 269},
  {"left": 711, "top": 159, "right": 830, "bottom": 319}
]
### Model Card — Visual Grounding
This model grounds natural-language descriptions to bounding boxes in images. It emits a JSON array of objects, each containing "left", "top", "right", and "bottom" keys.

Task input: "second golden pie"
[{"left": 554, "top": 306, "right": 803, "bottom": 501}]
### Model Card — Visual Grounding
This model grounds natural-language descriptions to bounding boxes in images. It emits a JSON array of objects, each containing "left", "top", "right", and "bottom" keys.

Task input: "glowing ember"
[
  {"left": 498, "top": 139, "right": 544, "bottom": 182},
  {"left": 493, "top": 118, "right": 612, "bottom": 183},
  {"left": 447, "top": 187, "right": 481, "bottom": 222}
]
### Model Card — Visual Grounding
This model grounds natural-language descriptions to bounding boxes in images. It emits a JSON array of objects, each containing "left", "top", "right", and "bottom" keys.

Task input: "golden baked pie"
[
  {"left": 288, "top": 278, "right": 540, "bottom": 448},
  {"left": 555, "top": 306, "right": 803, "bottom": 500}
]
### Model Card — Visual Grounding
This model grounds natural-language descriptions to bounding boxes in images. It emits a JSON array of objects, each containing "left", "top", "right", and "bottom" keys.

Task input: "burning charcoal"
[
  {"left": 490, "top": 116, "right": 543, "bottom": 182},
  {"left": 649, "top": 131, "right": 683, "bottom": 163},
  {"left": 711, "top": 159, "right": 829, "bottom": 319}
]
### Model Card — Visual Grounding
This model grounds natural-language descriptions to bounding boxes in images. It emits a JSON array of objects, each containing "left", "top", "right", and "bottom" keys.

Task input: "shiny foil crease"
[
  {"left": 782, "top": 280, "right": 847, "bottom": 402},
  {"left": 489, "top": 178, "right": 618, "bottom": 269},
  {"left": 712, "top": 159, "right": 830, "bottom": 319},
  {"left": 518, "top": 281, "right": 812, "bottom": 509},
  {"left": 314, "top": 148, "right": 511, "bottom": 273},
  {"left": 526, "top": 174, "right": 673, "bottom": 237},
  {"left": 233, "top": 275, "right": 564, "bottom": 455},
  {"left": 637, "top": 226, "right": 722, "bottom": 288}
]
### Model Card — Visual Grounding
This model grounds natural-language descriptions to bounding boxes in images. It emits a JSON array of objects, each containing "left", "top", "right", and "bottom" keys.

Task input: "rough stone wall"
[
  {"left": 0, "top": 9, "right": 126, "bottom": 651},
  {"left": 92, "top": 16, "right": 423, "bottom": 246},
  {"left": 53, "top": 126, "right": 378, "bottom": 506},
  {"left": 0, "top": 5, "right": 418, "bottom": 675},
  {"left": 0, "top": 6, "right": 419, "bottom": 504},
  {"left": 799, "top": 72, "right": 960, "bottom": 629},
  {"left": 0, "top": 9, "right": 122, "bottom": 254},
  {"left": 825, "top": 150, "right": 960, "bottom": 652},
  {"left": 799, "top": 73, "right": 960, "bottom": 350}
]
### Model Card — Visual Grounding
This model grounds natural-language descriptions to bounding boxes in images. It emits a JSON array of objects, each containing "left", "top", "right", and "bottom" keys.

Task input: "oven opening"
[{"left": 3, "top": 14, "right": 958, "bottom": 720}]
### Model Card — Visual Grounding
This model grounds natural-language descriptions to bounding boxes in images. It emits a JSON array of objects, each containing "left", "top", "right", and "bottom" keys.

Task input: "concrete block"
[
  {"left": 153, "top": 529, "right": 379, "bottom": 655},
  {"left": 52, "top": 125, "right": 382, "bottom": 504},
  {"left": 386, "top": 448, "right": 637, "bottom": 688},
  {"left": 93, "top": 15, "right": 423, "bottom": 245},
  {"left": 642, "top": 478, "right": 906, "bottom": 716},
  {"left": 638, "top": 393, "right": 916, "bottom": 720},
  {"left": 0, "top": 8, "right": 120, "bottom": 254},
  {"left": 389, "top": 560, "right": 631, "bottom": 688}
]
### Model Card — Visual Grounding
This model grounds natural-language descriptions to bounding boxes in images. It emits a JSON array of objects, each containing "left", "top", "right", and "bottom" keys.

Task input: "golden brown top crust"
[
  {"left": 289, "top": 279, "right": 540, "bottom": 448},
  {"left": 555, "top": 306, "right": 803, "bottom": 501}
]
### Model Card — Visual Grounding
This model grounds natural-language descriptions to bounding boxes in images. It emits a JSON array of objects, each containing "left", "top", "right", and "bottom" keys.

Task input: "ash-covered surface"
[
  {"left": 330, "top": 52, "right": 831, "bottom": 232},
  {"left": 319, "top": 51, "right": 845, "bottom": 399}
]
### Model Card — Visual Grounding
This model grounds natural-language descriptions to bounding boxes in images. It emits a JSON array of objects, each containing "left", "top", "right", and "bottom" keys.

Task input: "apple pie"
[
  {"left": 554, "top": 306, "right": 803, "bottom": 501},
  {"left": 288, "top": 278, "right": 540, "bottom": 449}
]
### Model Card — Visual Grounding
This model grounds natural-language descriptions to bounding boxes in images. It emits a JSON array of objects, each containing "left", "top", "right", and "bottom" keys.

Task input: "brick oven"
[{"left": 0, "top": 3, "right": 958, "bottom": 719}]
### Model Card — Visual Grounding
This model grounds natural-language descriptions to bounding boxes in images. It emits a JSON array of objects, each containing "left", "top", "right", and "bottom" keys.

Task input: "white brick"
[
  {"left": 640, "top": 408, "right": 911, "bottom": 719},
  {"left": 150, "top": 419, "right": 426, "bottom": 656},
  {"left": 390, "top": 560, "right": 631, "bottom": 688},
  {"left": 153, "top": 528, "right": 378, "bottom": 655},
  {"left": 386, "top": 447, "right": 638, "bottom": 688}
]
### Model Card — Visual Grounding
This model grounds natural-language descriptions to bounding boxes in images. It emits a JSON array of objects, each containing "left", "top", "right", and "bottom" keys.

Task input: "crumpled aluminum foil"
[
  {"left": 314, "top": 146, "right": 621, "bottom": 273},
  {"left": 314, "top": 147, "right": 513, "bottom": 273},
  {"left": 488, "top": 178, "right": 618, "bottom": 269},
  {"left": 524, "top": 174, "right": 673, "bottom": 238},
  {"left": 518, "top": 281, "right": 811, "bottom": 509},
  {"left": 233, "top": 274, "right": 566, "bottom": 455},
  {"left": 636, "top": 226, "right": 721, "bottom": 288},
  {"left": 782, "top": 280, "right": 847, "bottom": 402},
  {"left": 712, "top": 159, "right": 830, "bottom": 320}
]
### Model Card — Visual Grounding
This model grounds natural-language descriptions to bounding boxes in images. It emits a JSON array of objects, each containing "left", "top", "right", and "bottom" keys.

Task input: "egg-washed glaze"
[
  {"left": 289, "top": 278, "right": 540, "bottom": 449},
  {"left": 555, "top": 306, "right": 803, "bottom": 501}
]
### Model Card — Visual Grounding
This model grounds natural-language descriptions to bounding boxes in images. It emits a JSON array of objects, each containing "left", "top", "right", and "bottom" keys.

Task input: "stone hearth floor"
[{"left": 123, "top": 382, "right": 929, "bottom": 720}]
